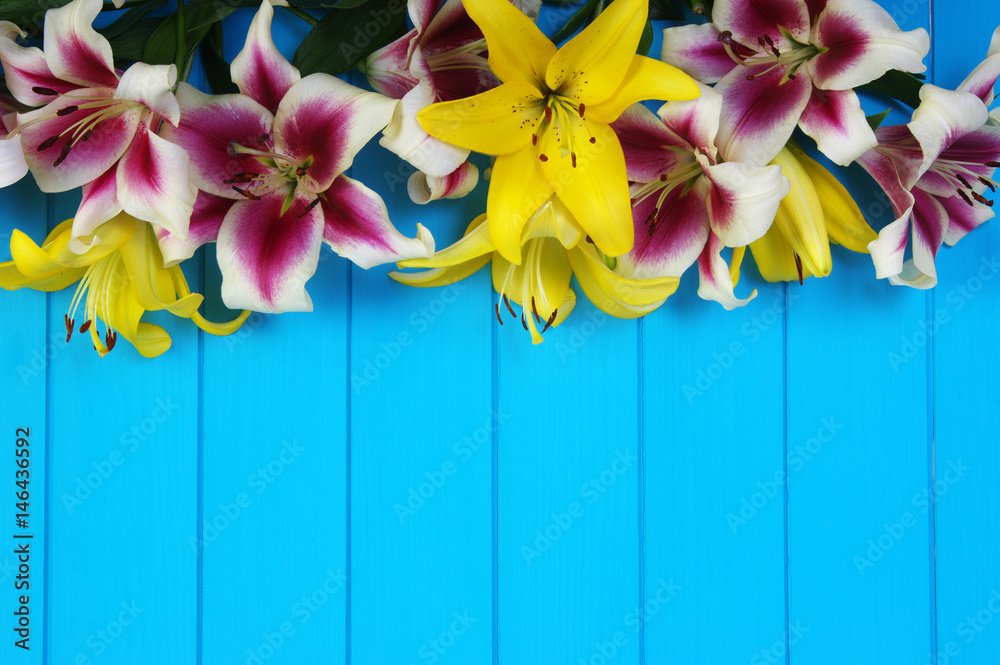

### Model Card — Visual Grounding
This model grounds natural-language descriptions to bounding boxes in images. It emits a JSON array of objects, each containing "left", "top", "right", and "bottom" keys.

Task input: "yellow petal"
[
  {"left": 169, "top": 265, "right": 251, "bottom": 336},
  {"left": 45, "top": 214, "right": 136, "bottom": 268},
  {"left": 770, "top": 147, "right": 832, "bottom": 277},
  {"left": 748, "top": 217, "right": 815, "bottom": 282},
  {"left": 520, "top": 197, "right": 584, "bottom": 248},
  {"left": 463, "top": 0, "right": 556, "bottom": 88},
  {"left": 791, "top": 146, "right": 877, "bottom": 253},
  {"left": 540, "top": 121, "right": 632, "bottom": 258},
  {"left": 133, "top": 322, "right": 173, "bottom": 358},
  {"left": 397, "top": 214, "right": 494, "bottom": 269},
  {"left": 417, "top": 81, "right": 544, "bottom": 155},
  {"left": 120, "top": 222, "right": 178, "bottom": 312},
  {"left": 9, "top": 230, "right": 66, "bottom": 280},
  {"left": 569, "top": 244, "right": 679, "bottom": 318},
  {"left": 587, "top": 55, "right": 700, "bottom": 123},
  {"left": 545, "top": 0, "right": 647, "bottom": 105},
  {"left": 488, "top": 148, "right": 555, "bottom": 263}
]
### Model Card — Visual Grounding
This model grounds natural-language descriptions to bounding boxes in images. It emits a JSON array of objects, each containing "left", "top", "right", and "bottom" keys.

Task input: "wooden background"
[{"left": 2, "top": 1, "right": 999, "bottom": 664}]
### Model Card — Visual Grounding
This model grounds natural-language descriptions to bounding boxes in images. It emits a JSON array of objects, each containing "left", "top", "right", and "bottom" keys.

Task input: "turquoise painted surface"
[{"left": 1, "top": 2, "right": 999, "bottom": 664}]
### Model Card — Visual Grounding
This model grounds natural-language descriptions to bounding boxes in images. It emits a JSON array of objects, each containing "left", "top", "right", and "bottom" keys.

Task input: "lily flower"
[
  {"left": 661, "top": 0, "right": 929, "bottom": 167},
  {"left": 611, "top": 86, "right": 789, "bottom": 309},
  {"left": 416, "top": 0, "right": 700, "bottom": 264},
  {"left": 749, "top": 143, "right": 875, "bottom": 282},
  {"left": 0, "top": 213, "right": 248, "bottom": 357},
  {"left": 368, "top": 0, "right": 539, "bottom": 181},
  {"left": 0, "top": 95, "right": 29, "bottom": 188},
  {"left": 159, "top": 1, "right": 434, "bottom": 313},
  {"left": 391, "top": 197, "right": 681, "bottom": 344},
  {"left": 859, "top": 85, "right": 1000, "bottom": 288},
  {"left": 0, "top": 0, "right": 195, "bottom": 249}
]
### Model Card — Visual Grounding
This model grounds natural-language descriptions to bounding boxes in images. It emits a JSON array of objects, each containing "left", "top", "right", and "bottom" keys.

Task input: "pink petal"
[
  {"left": 958, "top": 26, "right": 1000, "bottom": 105},
  {"left": 425, "top": 52, "right": 499, "bottom": 101},
  {"left": 620, "top": 184, "right": 710, "bottom": 279},
  {"left": 409, "top": 0, "right": 444, "bottom": 32},
  {"left": 274, "top": 74, "right": 397, "bottom": 192},
  {"left": 940, "top": 191, "right": 995, "bottom": 247},
  {"left": 892, "top": 188, "right": 948, "bottom": 288},
  {"left": 909, "top": 86, "right": 989, "bottom": 178},
  {"left": 714, "top": 64, "right": 813, "bottom": 166},
  {"left": 43, "top": 0, "right": 119, "bottom": 89},
  {"left": 160, "top": 83, "right": 275, "bottom": 199},
  {"left": 856, "top": 141, "right": 918, "bottom": 221},
  {"left": 702, "top": 160, "right": 789, "bottom": 247},
  {"left": 612, "top": 103, "right": 691, "bottom": 183},
  {"left": 420, "top": 0, "right": 483, "bottom": 56},
  {"left": 365, "top": 30, "right": 420, "bottom": 99},
  {"left": 797, "top": 88, "right": 877, "bottom": 166},
  {"left": 0, "top": 23, "right": 76, "bottom": 107},
  {"left": 713, "top": 0, "right": 811, "bottom": 46},
  {"left": 655, "top": 83, "right": 723, "bottom": 158},
  {"left": 321, "top": 175, "right": 434, "bottom": 269},
  {"left": 805, "top": 0, "right": 828, "bottom": 22},
  {"left": 117, "top": 122, "right": 197, "bottom": 239},
  {"left": 660, "top": 23, "right": 743, "bottom": 85},
  {"left": 407, "top": 160, "right": 479, "bottom": 204},
  {"left": 379, "top": 80, "right": 469, "bottom": 177},
  {"left": 697, "top": 232, "right": 756, "bottom": 309},
  {"left": 71, "top": 166, "right": 121, "bottom": 248},
  {"left": 157, "top": 192, "right": 231, "bottom": 267},
  {"left": 15, "top": 90, "right": 141, "bottom": 193},
  {"left": 870, "top": 124, "right": 924, "bottom": 190},
  {"left": 809, "top": 0, "right": 928, "bottom": 90},
  {"left": 231, "top": 0, "right": 301, "bottom": 114},
  {"left": 217, "top": 190, "right": 324, "bottom": 313},
  {"left": 114, "top": 62, "right": 180, "bottom": 126}
]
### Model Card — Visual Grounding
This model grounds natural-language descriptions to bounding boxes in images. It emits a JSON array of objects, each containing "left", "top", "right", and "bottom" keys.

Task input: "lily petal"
[
  {"left": 867, "top": 211, "right": 911, "bottom": 280},
  {"left": 217, "top": 191, "right": 324, "bottom": 313},
  {"left": 654, "top": 82, "right": 723, "bottom": 158},
  {"left": 889, "top": 188, "right": 946, "bottom": 288},
  {"left": 321, "top": 175, "right": 434, "bottom": 269},
  {"left": 160, "top": 83, "right": 275, "bottom": 199},
  {"left": 660, "top": 23, "right": 745, "bottom": 85},
  {"left": 408, "top": 160, "right": 479, "bottom": 204},
  {"left": 397, "top": 214, "right": 493, "bottom": 269},
  {"left": 808, "top": 0, "right": 928, "bottom": 91},
  {"left": 587, "top": 55, "right": 700, "bottom": 124},
  {"left": 569, "top": 242, "right": 679, "bottom": 318},
  {"left": 749, "top": 218, "right": 814, "bottom": 282},
  {"left": 701, "top": 159, "right": 789, "bottom": 247},
  {"left": 71, "top": 165, "right": 122, "bottom": 251},
  {"left": 942, "top": 190, "right": 996, "bottom": 246},
  {"left": 620, "top": 182, "right": 710, "bottom": 279},
  {"left": 15, "top": 92, "right": 142, "bottom": 193},
  {"left": 231, "top": 0, "right": 302, "bottom": 114},
  {"left": 770, "top": 146, "right": 832, "bottom": 277},
  {"left": 44, "top": 0, "right": 118, "bottom": 89},
  {"left": 0, "top": 133, "right": 28, "bottom": 188},
  {"left": 545, "top": 0, "right": 647, "bottom": 105},
  {"left": 462, "top": 0, "right": 555, "bottom": 88},
  {"left": 612, "top": 103, "right": 692, "bottom": 182},
  {"left": 365, "top": 28, "right": 420, "bottom": 99},
  {"left": 795, "top": 147, "right": 875, "bottom": 252},
  {"left": 157, "top": 192, "right": 230, "bottom": 267},
  {"left": 417, "top": 80, "right": 543, "bottom": 155},
  {"left": 713, "top": 0, "right": 811, "bottom": 46},
  {"left": 486, "top": 145, "right": 554, "bottom": 263},
  {"left": 909, "top": 86, "right": 989, "bottom": 178},
  {"left": 715, "top": 64, "right": 813, "bottom": 166},
  {"left": 697, "top": 231, "right": 757, "bottom": 310},
  {"left": 797, "top": 88, "right": 877, "bottom": 166},
  {"left": 275, "top": 74, "right": 397, "bottom": 192},
  {"left": 114, "top": 63, "right": 180, "bottom": 126},
  {"left": 0, "top": 22, "right": 75, "bottom": 107},
  {"left": 958, "top": 25, "right": 1000, "bottom": 105},
  {"left": 380, "top": 80, "right": 470, "bottom": 177},
  {"left": 117, "top": 123, "right": 196, "bottom": 240}
]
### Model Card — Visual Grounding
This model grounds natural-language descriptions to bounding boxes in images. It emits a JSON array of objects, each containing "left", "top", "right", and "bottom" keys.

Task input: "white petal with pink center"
[
  {"left": 231, "top": 0, "right": 301, "bottom": 114},
  {"left": 697, "top": 233, "right": 756, "bottom": 309},
  {"left": 701, "top": 158, "right": 789, "bottom": 247},
  {"left": 958, "top": 25, "right": 1000, "bottom": 105},
  {"left": 408, "top": 160, "right": 479, "bottom": 204},
  {"left": 380, "top": 79, "right": 469, "bottom": 177},
  {"left": 157, "top": 192, "right": 231, "bottom": 267},
  {"left": 114, "top": 63, "right": 180, "bottom": 126},
  {"left": 71, "top": 167, "right": 121, "bottom": 250},
  {"left": 797, "top": 88, "right": 877, "bottom": 166},
  {"left": 43, "top": 0, "right": 118, "bottom": 89}
]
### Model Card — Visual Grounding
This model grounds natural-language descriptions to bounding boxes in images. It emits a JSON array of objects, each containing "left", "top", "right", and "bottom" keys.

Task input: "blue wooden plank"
[
  {"left": 199, "top": 10, "right": 348, "bottom": 664},
  {"left": 930, "top": 6, "right": 1000, "bottom": 665},
  {"left": 497, "top": 300, "right": 641, "bottom": 665},
  {"left": 348, "top": 118, "right": 495, "bottom": 665},
  {"left": 643, "top": 278, "right": 787, "bottom": 664},
  {"left": 45, "top": 190, "right": 200, "bottom": 665},
  {"left": 0, "top": 178, "right": 49, "bottom": 665}
]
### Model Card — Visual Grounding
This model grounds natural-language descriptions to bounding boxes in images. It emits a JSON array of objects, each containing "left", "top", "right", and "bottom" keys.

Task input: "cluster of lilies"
[{"left": 1, "top": 0, "right": 998, "bottom": 353}]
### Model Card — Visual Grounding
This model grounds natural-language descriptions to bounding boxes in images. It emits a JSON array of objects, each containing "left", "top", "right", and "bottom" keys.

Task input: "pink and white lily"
[
  {"left": 0, "top": 95, "right": 28, "bottom": 188},
  {"left": 159, "top": 1, "right": 434, "bottom": 313},
  {"left": 611, "top": 84, "right": 789, "bottom": 309},
  {"left": 860, "top": 86, "right": 1000, "bottom": 288},
  {"left": 366, "top": 0, "right": 539, "bottom": 182},
  {"left": 661, "top": 0, "right": 929, "bottom": 167},
  {"left": 0, "top": 0, "right": 195, "bottom": 250}
]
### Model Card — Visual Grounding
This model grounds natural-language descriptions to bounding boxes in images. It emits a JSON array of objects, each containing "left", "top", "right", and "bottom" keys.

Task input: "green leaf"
[
  {"left": 0, "top": 0, "right": 72, "bottom": 37},
  {"left": 859, "top": 69, "right": 925, "bottom": 109},
  {"left": 142, "top": 3, "right": 236, "bottom": 67},
  {"left": 290, "top": 0, "right": 370, "bottom": 7},
  {"left": 98, "top": 0, "right": 169, "bottom": 40},
  {"left": 291, "top": 0, "right": 408, "bottom": 76},
  {"left": 866, "top": 109, "right": 891, "bottom": 131},
  {"left": 550, "top": 0, "right": 600, "bottom": 45},
  {"left": 648, "top": 0, "right": 682, "bottom": 20},
  {"left": 200, "top": 21, "right": 239, "bottom": 95},
  {"left": 107, "top": 17, "right": 168, "bottom": 63},
  {"left": 636, "top": 19, "right": 654, "bottom": 57}
]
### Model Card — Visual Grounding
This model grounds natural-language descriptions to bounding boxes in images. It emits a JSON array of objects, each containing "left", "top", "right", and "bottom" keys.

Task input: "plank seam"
[
  {"left": 196, "top": 248, "right": 206, "bottom": 665},
  {"left": 637, "top": 317, "right": 646, "bottom": 665},
  {"left": 43, "top": 193, "right": 54, "bottom": 665},
  {"left": 927, "top": 7, "right": 939, "bottom": 660},
  {"left": 782, "top": 282, "right": 790, "bottom": 665},
  {"left": 491, "top": 289, "right": 500, "bottom": 665},
  {"left": 346, "top": 263, "right": 353, "bottom": 665}
]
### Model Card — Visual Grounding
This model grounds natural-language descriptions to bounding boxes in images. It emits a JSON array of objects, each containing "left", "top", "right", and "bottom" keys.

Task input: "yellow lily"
[
  {"left": 416, "top": 0, "right": 699, "bottom": 264},
  {"left": 390, "top": 197, "right": 680, "bottom": 344},
  {"left": 749, "top": 143, "right": 877, "bottom": 283},
  {"left": 0, "top": 213, "right": 249, "bottom": 357}
]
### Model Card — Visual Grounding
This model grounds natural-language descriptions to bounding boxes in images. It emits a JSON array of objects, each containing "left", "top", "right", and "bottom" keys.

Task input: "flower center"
[
  {"left": 17, "top": 87, "right": 144, "bottom": 167},
  {"left": 532, "top": 95, "right": 595, "bottom": 168},
  {"left": 942, "top": 158, "right": 1000, "bottom": 208},
  {"left": 718, "top": 29, "right": 821, "bottom": 81},
  {"left": 493, "top": 238, "right": 560, "bottom": 341},
  {"left": 423, "top": 38, "right": 491, "bottom": 74},
  {"left": 64, "top": 250, "right": 126, "bottom": 355},
  {"left": 224, "top": 135, "right": 320, "bottom": 217},
  {"left": 629, "top": 160, "right": 704, "bottom": 237}
]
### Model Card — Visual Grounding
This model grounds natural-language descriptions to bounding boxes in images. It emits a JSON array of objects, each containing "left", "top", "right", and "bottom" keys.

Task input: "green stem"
[
  {"left": 175, "top": 0, "right": 187, "bottom": 74},
  {"left": 283, "top": 5, "right": 319, "bottom": 27}
]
